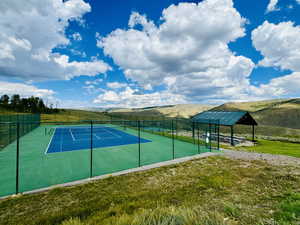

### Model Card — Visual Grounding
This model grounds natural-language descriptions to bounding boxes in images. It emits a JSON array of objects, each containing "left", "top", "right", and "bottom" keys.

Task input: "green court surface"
[{"left": 0, "top": 124, "right": 212, "bottom": 197}]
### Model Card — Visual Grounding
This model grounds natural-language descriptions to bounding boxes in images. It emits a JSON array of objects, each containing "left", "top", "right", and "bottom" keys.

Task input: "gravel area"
[{"left": 222, "top": 149, "right": 300, "bottom": 166}]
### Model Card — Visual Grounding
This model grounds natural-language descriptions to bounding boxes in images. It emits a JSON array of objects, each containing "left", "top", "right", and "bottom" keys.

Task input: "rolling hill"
[
  {"left": 108, "top": 104, "right": 213, "bottom": 119},
  {"left": 213, "top": 98, "right": 300, "bottom": 129},
  {"left": 105, "top": 98, "right": 300, "bottom": 138},
  {"left": 108, "top": 98, "right": 300, "bottom": 129}
]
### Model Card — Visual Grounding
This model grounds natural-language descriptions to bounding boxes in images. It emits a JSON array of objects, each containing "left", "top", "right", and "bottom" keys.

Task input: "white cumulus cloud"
[
  {"left": 97, "top": 0, "right": 257, "bottom": 103},
  {"left": 71, "top": 32, "right": 82, "bottom": 41},
  {"left": 94, "top": 87, "right": 186, "bottom": 108},
  {"left": 252, "top": 21, "right": 300, "bottom": 72},
  {"left": 0, "top": 0, "right": 111, "bottom": 81},
  {"left": 251, "top": 21, "right": 300, "bottom": 99},
  {"left": 266, "top": 0, "right": 279, "bottom": 13},
  {"left": 0, "top": 81, "right": 55, "bottom": 99},
  {"left": 107, "top": 82, "right": 127, "bottom": 89}
]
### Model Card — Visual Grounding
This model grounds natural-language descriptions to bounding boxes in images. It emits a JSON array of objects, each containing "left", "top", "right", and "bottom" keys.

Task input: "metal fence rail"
[
  {"left": 0, "top": 119, "right": 219, "bottom": 197},
  {"left": 0, "top": 114, "right": 40, "bottom": 149}
]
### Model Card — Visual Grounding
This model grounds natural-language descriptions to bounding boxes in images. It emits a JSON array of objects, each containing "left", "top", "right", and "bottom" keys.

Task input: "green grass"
[
  {"left": 0, "top": 156, "right": 299, "bottom": 225},
  {"left": 220, "top": 124, "right": 300, "bottom": 140},
  {"left": 274, "top": 192, "right": 300, "bottom": 223},
  {"left": 0, "top": 107, "right": 23, "bottom": 114},
  {"left": 41, "top": 109, "right": 110, "bottom": 122},
  {"left": 229, "top": 139, "right": 300, "bottom": 158}
]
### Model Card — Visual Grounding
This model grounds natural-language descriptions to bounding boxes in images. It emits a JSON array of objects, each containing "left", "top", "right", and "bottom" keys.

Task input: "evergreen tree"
[
  {"left": 0, "top": 95, "right": 9, "bottom": 106},
  {"left": 0, "top": 94, "right": 58, "bottom": 114}
]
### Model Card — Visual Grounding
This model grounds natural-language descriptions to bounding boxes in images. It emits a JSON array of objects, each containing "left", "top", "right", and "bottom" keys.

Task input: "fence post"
[
  {"left": 231, "top": 126, "right": 234, "bottom": 146},
  {"left": 217, "top": 120, "right": 220, "bottom": 150},
  {"left": 90, "top": 120, "right": 93, "bottom": 178},
  {"left": 172, "top": 120, "right": 175, "bottom": 159},
  {"left": 197, "top": 124, "right": 200, "bottom": 154},
  {"left": 209, "top": 123, "right": 212, "bottom": 152},
  {"left": 192, "top": 122, "right": 195, "bottom": 144},
  {"left": 8, "top": 122, "right": 11, "bottom": 144},
  {"left": 138, "top": 120, "right": 141, "bottom": 167},
  {"left": 175, "top": 118, "right": 178, "bottom": 137},
  {"left": 16, "top": 122, "right": 20, "bottom": 194}
]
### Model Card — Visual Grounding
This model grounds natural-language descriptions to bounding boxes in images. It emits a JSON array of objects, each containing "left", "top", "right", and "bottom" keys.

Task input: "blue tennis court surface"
[{"left": 46, "top": 126, "right": 151, "bottom": 153}]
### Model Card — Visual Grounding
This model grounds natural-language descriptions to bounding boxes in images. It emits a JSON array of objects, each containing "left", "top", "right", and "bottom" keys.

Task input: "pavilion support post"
[
  {"left": 217, "top": 122, "right": 220, "bottom": 150},
  {"left": 231, "top": 125, "right": 234, "bottom": 146},
  {"left": 252, "top": 124, "right": 255, "bottom": 142},
  {"left": 192, "top": 122, "right": 195, "bottom": 143}
]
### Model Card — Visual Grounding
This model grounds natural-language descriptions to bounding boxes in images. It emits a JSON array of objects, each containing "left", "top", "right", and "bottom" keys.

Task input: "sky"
[{"left": 0, "top": 0, "right": 300, "bottom": 108}]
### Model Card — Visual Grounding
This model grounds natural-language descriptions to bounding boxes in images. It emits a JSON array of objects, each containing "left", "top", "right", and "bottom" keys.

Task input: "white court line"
[
  {"left": 102, "top": 127, "right": 122, "bottom": 138},
  {"left": 93, "top": 133, "right": 116, "bottom": 140},
  {"left": 60, "top": 129, "right": 63, "bottom": 152},
  {"left": 44, "top": 127, "right": 57, "bottom": 154},
  {"left": 69, "top": 129, "right": 75, "bottom": 141},
  {"left": 93, "top": 133, "right": 101, "bottom": 140}
]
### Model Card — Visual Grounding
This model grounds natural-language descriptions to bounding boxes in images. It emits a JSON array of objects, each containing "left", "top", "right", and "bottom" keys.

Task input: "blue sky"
[{"left": 0, "top": 0, "right": 300, "bottom": 108}]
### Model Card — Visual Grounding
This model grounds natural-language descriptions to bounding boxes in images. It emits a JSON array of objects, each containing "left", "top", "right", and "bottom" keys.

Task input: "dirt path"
[{"left": 222, "top": 149, "right": 300, "bottom": 167}]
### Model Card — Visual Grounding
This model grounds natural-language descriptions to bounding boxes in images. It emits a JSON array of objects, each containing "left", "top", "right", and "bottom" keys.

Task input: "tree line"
[{"left": 0, "top": 94, "right": 59, "bottom": 114}]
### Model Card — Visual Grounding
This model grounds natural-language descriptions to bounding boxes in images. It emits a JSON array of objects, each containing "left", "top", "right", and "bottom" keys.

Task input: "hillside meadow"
[{"left": 0, "top": 156, "right": 299, "bottom": 225}]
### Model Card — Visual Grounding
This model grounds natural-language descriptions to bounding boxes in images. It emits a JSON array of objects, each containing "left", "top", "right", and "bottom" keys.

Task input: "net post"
[
  {"left": 90, "top": 120, "right": 93, "bottom": 178},
  {"left": 138, "top": 120, "right": 141, "bottom": 167},
  {"left": 16, "top": 122, "right": 20, "bottom": 194},
  {"left": 172, "top": 120, "right": 175, "bottom": 159}
]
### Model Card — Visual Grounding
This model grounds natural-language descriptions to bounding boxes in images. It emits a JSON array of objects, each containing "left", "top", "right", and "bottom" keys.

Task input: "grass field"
[
  {"left": 230, "top": 139, "right": 300, "bottom": 158},
  {"left": 0, "top": 156, "right": 299, "bottom": 225},
  {"left": 0, "top": 109, "right": 110, "bottom": 122},
  {"left": 41, "top": 109, "right": 110, "bottom": 122}
]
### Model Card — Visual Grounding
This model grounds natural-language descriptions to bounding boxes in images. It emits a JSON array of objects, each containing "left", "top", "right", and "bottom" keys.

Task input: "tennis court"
[
  {"left": 46, "top": 126, "right": 151, "bottom": 153},
  {"left": 0, "top": 120, "right": 219, "bottom": 198}
]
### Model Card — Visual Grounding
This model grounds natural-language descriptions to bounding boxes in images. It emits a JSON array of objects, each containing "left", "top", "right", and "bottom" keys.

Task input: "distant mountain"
[
  {"left": 75, "top": 107, "right": 123, "bottom": 112},
  {"left": 108, "top": 104, "right": 214, "bottom": 119},
  {"left": 80, "top": 98, "right": 300, "bottom": 129}
]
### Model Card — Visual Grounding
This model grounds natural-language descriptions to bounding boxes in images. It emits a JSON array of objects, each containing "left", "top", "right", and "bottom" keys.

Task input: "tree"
[
  {"left": 38, "top": 99, "right": 46, "bottom": 113},
  {"left": 10, "top": 94, "right": 21, "bottom": 111},
  {"left": 0, "top": 95, "right": 9, "bottom": 106},
  {"left": 0, "top": 94, "right": 59, "bottom": 114},
  {"left": 20, "top": 98, "right": 29, "bottom": 112},
  {"left": 27, "top": 96, "right": 39, "bottom": 113}
]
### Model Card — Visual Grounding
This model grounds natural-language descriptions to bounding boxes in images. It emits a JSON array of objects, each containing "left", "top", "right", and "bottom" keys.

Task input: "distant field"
[
  {"left": 0, "top": 107, "right": 25, "bottom": 115},
  {"left": 41, "top": 109, "right": 110, "bottom": 122},
  {"left": 0, "top": 108, "right": 110, "bottom": 122}
]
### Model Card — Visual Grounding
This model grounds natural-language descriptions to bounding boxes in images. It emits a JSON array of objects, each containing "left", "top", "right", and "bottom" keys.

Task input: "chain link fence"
[{"left": 0, "top": 118, "right": 219, "bottom": 197}]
